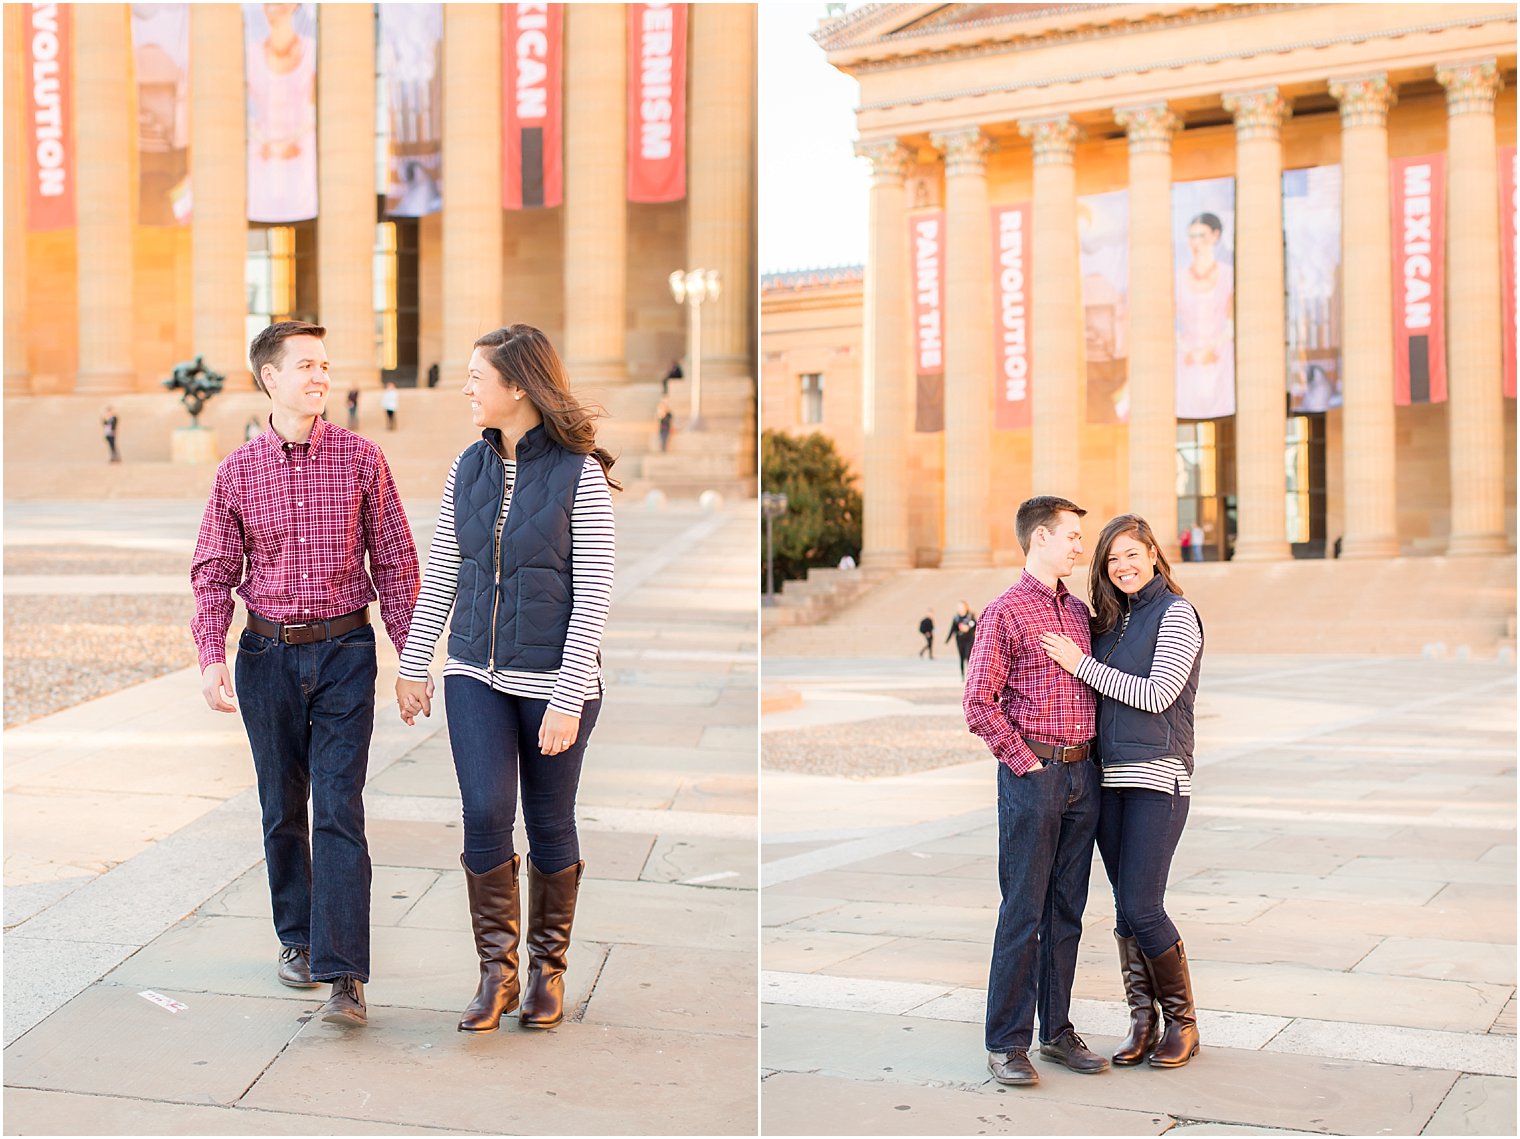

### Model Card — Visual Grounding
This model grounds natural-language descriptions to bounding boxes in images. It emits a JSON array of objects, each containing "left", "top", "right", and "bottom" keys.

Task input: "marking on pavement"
[
  {"left": 365, "top": 793, "right": 757, "bottom": 840},
  {"left": 761, "top": 808, "right": 992, "bottom": 888}
]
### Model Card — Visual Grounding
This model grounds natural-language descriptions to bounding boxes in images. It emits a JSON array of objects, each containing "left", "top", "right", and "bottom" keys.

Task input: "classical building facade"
[
  {"left": 5, "top": 4, "right": 755, "bottom": 486},
  {"left": 767, "top": 3, "right": 1515, "bottom": 564}
]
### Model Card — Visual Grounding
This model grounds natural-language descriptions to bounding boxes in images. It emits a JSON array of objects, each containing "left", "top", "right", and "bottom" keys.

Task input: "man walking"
[
  {"left": 917, "top": 608, "right": 935, "bottom": 658},
  {"left": 964, "top": 495, "right": 1108, "bottom": 1085},
  {"left": 102, "top": 407, "right": 119, "bottom": 463},
  {"left": 191, "top": 320, "right": 420, "bottom": 1027}
]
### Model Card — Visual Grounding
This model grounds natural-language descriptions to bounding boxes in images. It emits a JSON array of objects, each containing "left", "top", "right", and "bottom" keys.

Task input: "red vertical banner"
[
  {"left": 1390, "top": 154, "right": 1447, "bottom": 405},
  {"left": 910, "top": 210, "right": 945, "bottom": 432},
  {"left": 503, "top": 3, "right": 562, "bottom": 210},
  {"left": 1500, "top": 145, "right": 1516, "bottom": 399},
  {"left": 627, "top": 3, "right": 685, "bottom": 204},
  {"left": 26, "top": 2, "right": 74, "bottom": 230},
  {"left": 991, "top": 203, "right": 1032, "bottom": 429}
]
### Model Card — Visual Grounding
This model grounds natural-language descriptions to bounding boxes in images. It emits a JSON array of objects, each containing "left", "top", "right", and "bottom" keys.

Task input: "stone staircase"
[
  {"left": 762, "top": 554, "right": 1519, "bottom": 659},
  {"left": 764, "top": 565, "right": 887, "bottom": 626}
]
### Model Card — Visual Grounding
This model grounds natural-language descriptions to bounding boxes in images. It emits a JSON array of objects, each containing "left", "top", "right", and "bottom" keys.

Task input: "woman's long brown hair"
[
  {"left": 1089, "top": 513, "right": 1184, "bottom": 634},
  {"left": 473, "top": 325, "right": 622, "bottom": 491}
]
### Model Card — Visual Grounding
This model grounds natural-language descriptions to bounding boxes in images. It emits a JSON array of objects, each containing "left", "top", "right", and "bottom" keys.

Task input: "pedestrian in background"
[
  {"left": 396, "top": 323, "right": 617, "bottom": 1034},
  {"left": 917, "top": 608, "right": 935, "bottom": 658},
  {"left": 191, "top": 320, "right": 420, "bottom": 1030},
  {"left": 1041, "top": 512, "right": 1203, "bottom": 1070},
  {"left": 657, "top": 396, "right": 673, "bottom": 453},
  {"left": 946, "top": 600, "right": 978, "bottom": 680},
  {"left": 383, "top": 381, "right": 399, "bottom": 431},
  {"left": 102, "top": 407, "right": 120, "bottom": 463},
  {"left": 347, "top": 386, "right": 360, "bottom": 430}
]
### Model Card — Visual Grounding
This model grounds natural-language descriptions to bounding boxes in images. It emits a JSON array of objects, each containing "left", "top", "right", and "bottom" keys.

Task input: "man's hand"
[
  {"left": 396, "top": 676, "right": 434, "bottom": 726},
  {"left": 202, "top": 664, "right": 236, "bottom": 712},
  {"left": 539, "top": 708, "right": 581, "bottom": 757},
  {"left": 1039, "top": 632, "right": 1084, "bottom": 675}
]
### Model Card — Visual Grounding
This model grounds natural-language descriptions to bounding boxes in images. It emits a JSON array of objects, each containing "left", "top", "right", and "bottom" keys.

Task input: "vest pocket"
[{"left": 515, "top": 566, "right": 571, "bottom": 649}]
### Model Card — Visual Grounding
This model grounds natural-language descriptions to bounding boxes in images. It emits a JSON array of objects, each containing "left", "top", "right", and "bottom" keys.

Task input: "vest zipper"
[
  {"left": 1102, "top": 604, "right": 1131, "bottom": 664},
  {"left": 487, "top": 453, "right": 508, "bottom": 670}
]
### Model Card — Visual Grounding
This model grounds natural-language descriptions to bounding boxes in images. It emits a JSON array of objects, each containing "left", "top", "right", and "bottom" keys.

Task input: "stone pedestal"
[{"left": 172, "top": 427, "right": 218, "bottom": 465}]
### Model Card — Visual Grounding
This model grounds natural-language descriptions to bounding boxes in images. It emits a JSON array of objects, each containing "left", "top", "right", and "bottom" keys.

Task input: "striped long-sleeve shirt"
[
  {"left": 397, "top": 451, "right": 614, "bottom": 715},
  {"left": 1076, "top": 600, "right": 1201, "bottom": 797}
]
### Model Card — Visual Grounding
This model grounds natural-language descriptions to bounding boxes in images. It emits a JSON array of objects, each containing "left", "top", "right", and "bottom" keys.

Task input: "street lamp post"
[
  {"left": 667, "top": 268, "right": 721, "bottom": 432},
  {"left": 761, "top": 491, "right": 788, "bottom": 605}
]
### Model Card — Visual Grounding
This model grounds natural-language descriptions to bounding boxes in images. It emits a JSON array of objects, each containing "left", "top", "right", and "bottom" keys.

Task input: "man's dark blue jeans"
[
  {"left": 235, "top": 622, "right": 376, "bottom": 983},
  {"left": 985, "top": 756, "right": 1100, "bottom": 1052}
]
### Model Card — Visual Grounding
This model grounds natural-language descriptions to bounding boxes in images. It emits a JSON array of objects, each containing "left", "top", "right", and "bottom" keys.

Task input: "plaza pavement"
[
  {"left": 760, "top": 652, "right": 1517, "bottom": 1136},
  {"left": 3, "top": 495, "right": 759, "bottom": 1136}
]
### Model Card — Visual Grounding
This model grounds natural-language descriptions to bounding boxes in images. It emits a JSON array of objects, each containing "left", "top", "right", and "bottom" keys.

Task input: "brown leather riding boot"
[
  {"left": 457, "top": 854, "right": 522, "bottom": 1033},
  {"left": 519, "top": 859, "right": 584, "bottom": 1029},
  {"left": 1113, "top": 932, "right": 1161, "bottom": 1065},
  {"left": 1145, "top": 939, "right": 1200, "bottom": 1067}
]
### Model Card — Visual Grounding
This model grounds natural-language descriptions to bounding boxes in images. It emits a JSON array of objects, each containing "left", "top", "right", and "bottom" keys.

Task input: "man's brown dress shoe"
[
  {"left": 318, "top": 976, "right": 367, "bottom": 1026},
  {"left": 987, "top": 1049, "right": 1040, "bottom": 1085},
  {"left": 1039, "top": 1029, "right": 1111, "bottom": 1073},
  {"left": 277, "top": 946, "right": 320, "bottom": 989}
]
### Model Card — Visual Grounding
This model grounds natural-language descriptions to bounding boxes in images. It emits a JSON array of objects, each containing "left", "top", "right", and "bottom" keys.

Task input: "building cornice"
[
  {"left": 850, "top": 10, "right": 1516, "bottom": 114},
  {"left": 762, "top": 266, "right": 867, "bottom": 294}
]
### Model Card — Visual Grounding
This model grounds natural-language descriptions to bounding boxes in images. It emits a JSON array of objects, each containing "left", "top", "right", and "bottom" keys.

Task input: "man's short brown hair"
[
  {"left": 249, "top": 320, "right": 326, "bottom": 395},
  {"left": 1015, "top": 495, "right": 1086, "bottom": 554}
]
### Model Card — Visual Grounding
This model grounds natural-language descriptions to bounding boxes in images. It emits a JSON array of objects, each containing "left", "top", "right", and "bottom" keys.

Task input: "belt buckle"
[{"left": 280, "top": 621, "right": 318, "bottom": 646}]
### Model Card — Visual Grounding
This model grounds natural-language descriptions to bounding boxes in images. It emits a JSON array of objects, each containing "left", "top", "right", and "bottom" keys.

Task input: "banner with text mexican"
[
  {"left": 627, "top": 3, "right": 685, "bottom": 203},
  {"left": 503, "top": 3, "right": 561, "bottom": 210},
  {"left": 1390, "top": 154, "right": 1446, "bottom": 405}
]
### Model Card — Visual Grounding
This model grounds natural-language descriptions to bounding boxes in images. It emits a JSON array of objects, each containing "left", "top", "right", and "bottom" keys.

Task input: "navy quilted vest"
[
  {"left": 1091, "top": 574, "right": 1204, "bottom": 774},
  {"left": 447, "top": 425, "right": 582, "bottom": 672}
]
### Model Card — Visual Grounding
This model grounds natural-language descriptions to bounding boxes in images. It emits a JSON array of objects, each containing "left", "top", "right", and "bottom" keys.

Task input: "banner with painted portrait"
[
  {"left": 910, "top": 210, "right": 945, "bottom": 433},
  {"left": 627, "top": 3, "right": 686, "bottom": 203},
  {"left": 131, "top": 5, "right": 191, "bottom": 226},
  {"left": 503, "top": 3, "right": 562, "bottom": 210},
  {"left": 243, "top": 2, "right": 318, "bottom": 223},
  {"left": 1171, "top": 177, "right": 1236, "bottom": 420},
  {"left": 1283, "top": 165, "right": 1342, "bottom": 413},
  {"left": 1079, "top": 189, "right": 1129, "bottom": 425},
  {"left": 378, "top": 4, "right": 442, "bottom": 217},
  {"left": 25, "top": 2, "right": 74, "bottom": 230},
  {"left": 1390, "top": 154, "right": 1446, "bottom": 405},
  {"left": 991, "top": 203, "right": 1032, "bottom": 430}
]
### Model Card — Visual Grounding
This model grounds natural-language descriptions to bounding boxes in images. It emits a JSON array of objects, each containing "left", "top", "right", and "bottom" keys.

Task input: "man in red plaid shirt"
[
  {"left": 964, "top": 496, "right": 1108, "bottom": 1085},
  {"left": 191, "top": 321, "right": 419, "bottom": 1028}
]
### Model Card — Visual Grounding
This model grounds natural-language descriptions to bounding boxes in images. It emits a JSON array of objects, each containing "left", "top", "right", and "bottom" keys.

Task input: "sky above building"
[{"left": 758, "top": 3, "right": 868, "bottom": 274}]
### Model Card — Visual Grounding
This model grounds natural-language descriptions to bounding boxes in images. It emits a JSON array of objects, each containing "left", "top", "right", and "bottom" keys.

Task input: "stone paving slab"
[
  {"left": 1350, "top": 936, "right": 1517, "bottom": 985},
  {"left": 759, "top": 1072, "right": 1172, "bottom": 1135},
  {"left": 238, "top": 1007, "right": 757, "bottom": 1135},
  {"left": 2, "top": 1089, "right": 480, "bottom": 1136},
  {"left": 1422, "top": 1075, "right": 1519, "bottom": 1135},
  {"left": 582, "top": 943, "right": 757, "bottom": 1035}
]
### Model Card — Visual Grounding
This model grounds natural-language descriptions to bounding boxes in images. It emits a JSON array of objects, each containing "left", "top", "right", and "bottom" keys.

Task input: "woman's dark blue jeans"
[
  {"left": 444, "top": 675, "right": 601, "bottom": 876},
  {"left": 1094, "top": 783, "right": 1190, "bottom": 958},
  {"left": 236, "top": 623, "right": 376, "bottom": 983}
]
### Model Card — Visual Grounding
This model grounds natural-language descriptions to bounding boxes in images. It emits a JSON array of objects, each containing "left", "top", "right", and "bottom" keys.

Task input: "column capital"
[
  {"left": 1222, "top": 87, "right": 1290, "bottom": 141},
  {"left": 1114, "top": 102, "right": 1179, "bottom": 155},
  {"left": 855, "top": 138, "right": 911, "bottom": 184},
  {"left": 1328, "top": 72, "right": 1396, "bottom": 129},
  {"left": 929, "top": 126, "right": 990, "bottom": 177},
  {"left": 1017, "top": 115, "right": 1081, "bottom": 165},
  {"left": 1435, "top": 58, "right": 1503, "bottom": 117}
]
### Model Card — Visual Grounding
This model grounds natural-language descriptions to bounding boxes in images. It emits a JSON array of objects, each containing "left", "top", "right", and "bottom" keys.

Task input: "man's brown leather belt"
[
  {"left": 247, "top": 607, "right": 369, "bottom": 646},
  {"left": 1022, "top": 737, "right": 1093, "bottom": 764}
]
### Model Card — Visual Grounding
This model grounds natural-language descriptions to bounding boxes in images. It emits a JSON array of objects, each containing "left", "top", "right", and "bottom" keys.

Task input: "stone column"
[
  {"left": 4, "top": 4, "right": 29, "bottom": 393},
  {"left": 1115, "top": 103, "right": 1180, "bottom": 550},
  {"left": 686, "top": 3, "right": 753, "bottom": 379},
  {"left": 1436, "top": 59, "right": 1508, "bottom": 555},
  {"left": 563, "top": 4, "right": 626, "bottom": 384},
  {"left": 1018, "top": 115, "right": 1083, "bottom": 498},
  {"left": 1329, "top": 73, "right": 1399, "bottom": 558},
  {"left": 73, "top": 4, "right": 135, "bottom": 393},
  {"left": 856, "top": 138, "right": 911, "bottom": 569},
  {"left": 1222, "top": 87, "right": 1291, "bottom": 561},
  {"left": 318, "top": 5, "right": 377, "bottom": 390},
  {"left": 931, "top": 126, "right": 994, "bottom": 568},
  {"left": 190, "top": 5, "right": 247, "bottom": 383},
  {"left": 441, "top": 4, "right": 503, "bottom": 378}
]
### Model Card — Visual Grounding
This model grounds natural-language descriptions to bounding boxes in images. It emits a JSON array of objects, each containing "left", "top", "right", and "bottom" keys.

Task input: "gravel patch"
[
  {"left": 4, "top": 545, "right": 191, "bottom": 578},
  {"left": 4, "top": 593, "right": 197, "bottom": 727},
  {"left": 762, "top": 713, "right": 987, "bottom": 778}
]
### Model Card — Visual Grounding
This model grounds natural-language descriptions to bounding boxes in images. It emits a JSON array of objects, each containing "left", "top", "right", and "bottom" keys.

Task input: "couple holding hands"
[
  {"left": 964, "top": 495, "right": 1204, "bottom": 1085},
  {"left": 191, "top": 319, "right": 614, "bottom": 1032}
]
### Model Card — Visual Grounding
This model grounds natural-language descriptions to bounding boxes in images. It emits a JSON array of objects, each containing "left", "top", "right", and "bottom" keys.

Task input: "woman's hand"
[
  {"left": 1040, "top": 632, "right": 1084, "bottom": 675},
  {"left": 539, "top": 708, "right": 581, "bottom": 757},
  {"left": 396, "top": 676, "right": 434, "bottom": 726}
]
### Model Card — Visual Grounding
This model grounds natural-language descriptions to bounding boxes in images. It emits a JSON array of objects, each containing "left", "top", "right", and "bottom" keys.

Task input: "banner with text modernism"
[{"left": 627, "top": 3, "right": 685, "bottom": 203}]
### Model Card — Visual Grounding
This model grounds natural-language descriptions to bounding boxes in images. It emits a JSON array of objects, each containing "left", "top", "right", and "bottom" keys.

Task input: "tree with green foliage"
[{"left": 760, "top": 430, "right": 863, "bottom": 584}]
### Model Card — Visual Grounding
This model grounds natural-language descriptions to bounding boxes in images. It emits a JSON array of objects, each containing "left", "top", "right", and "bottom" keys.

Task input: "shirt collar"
[
  {"left": 1014, "top": 568, "right": 1071, "bottom": 603},
  {"left": 261, "top": 414, "right": 326, "bottom": 456}
]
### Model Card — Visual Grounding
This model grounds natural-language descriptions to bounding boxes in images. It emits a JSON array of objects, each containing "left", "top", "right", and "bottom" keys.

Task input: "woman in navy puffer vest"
[
  {"left": 1039, "top": 514, "right": 1203, "bottom": 1070},
  {"left": 395, "top": 325, "right": 618, "bottom": 1034}
]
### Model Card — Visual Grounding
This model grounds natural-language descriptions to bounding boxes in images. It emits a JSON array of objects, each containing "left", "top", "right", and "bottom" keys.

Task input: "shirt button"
[
  {"left": 299, "top": 537, "right": 306, "bottom": 543},
  {"left": 302, "top": 573, "right": 309, "bottom": 580},
  {"left": 296, "top": 501, "right": 303, "bottom": 507}
]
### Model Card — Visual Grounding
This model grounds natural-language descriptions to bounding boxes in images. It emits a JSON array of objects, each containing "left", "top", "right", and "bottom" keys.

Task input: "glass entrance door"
[{"left": 1176, "top": 419, "right": 1236, "bottom": 561}]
